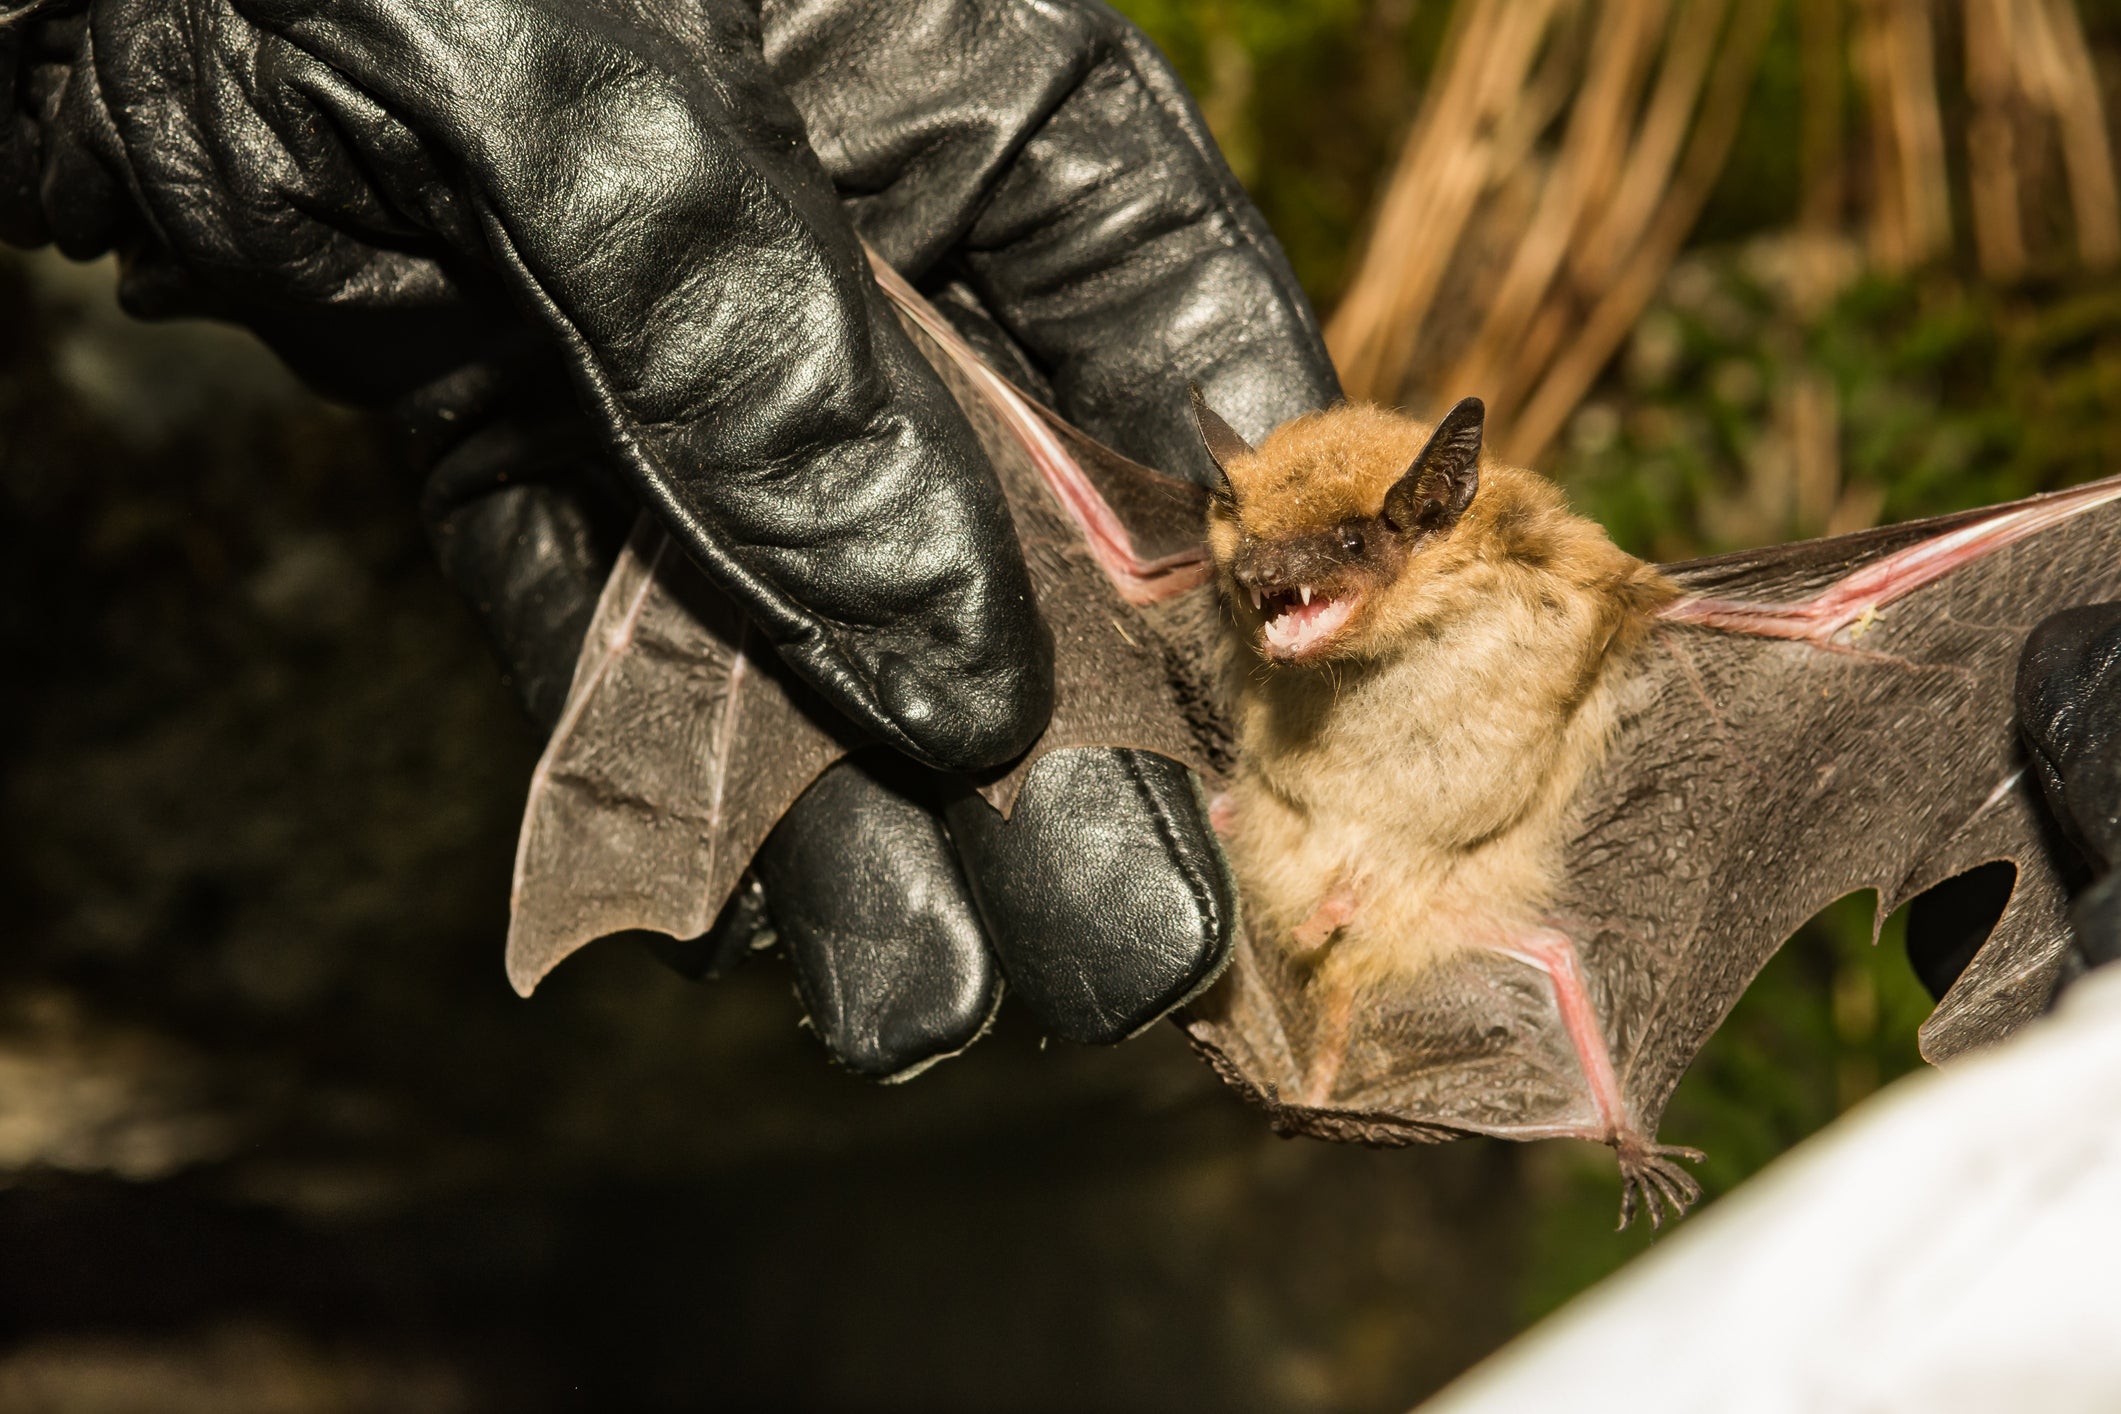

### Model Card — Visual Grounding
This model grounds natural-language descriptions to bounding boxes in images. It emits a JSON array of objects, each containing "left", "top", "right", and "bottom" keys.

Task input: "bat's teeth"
[
  {"left": 1300, "top": 585, "right": 1312, "bottom": 606},
  {"left": 1250, "top": 588, "right": 1262, "bottom": 610}
]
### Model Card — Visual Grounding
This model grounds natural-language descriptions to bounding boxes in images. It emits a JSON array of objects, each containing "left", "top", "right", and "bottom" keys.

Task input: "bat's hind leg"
[
  {"left": 1290, "top": 885, "right": 1362, "bottom": 1105},
  {"left": 1496, "top": 927, "right": 1703, "bottom": 1229},
  {"left": 1300, "top": 972, "right": 1356, "bottom": 1106}
]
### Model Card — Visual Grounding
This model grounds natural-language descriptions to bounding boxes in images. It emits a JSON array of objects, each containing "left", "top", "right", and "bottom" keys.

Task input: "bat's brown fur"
[{"left": 1206, "top": 403, "right": 1674, "bottom": 1031}]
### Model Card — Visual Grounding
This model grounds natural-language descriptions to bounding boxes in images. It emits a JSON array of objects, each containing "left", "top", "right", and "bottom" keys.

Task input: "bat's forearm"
[{"left": 1662, "top": 476, "right": 2121, "bottom": 645}]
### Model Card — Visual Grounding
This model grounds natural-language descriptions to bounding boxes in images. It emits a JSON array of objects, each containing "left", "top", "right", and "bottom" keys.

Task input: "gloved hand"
[
  {"left": 2018, "top": 602, "right": 2121, "bottom": 974},
  {"left": 4, "top": 0, "right": 1339, "bottom": 1076}
]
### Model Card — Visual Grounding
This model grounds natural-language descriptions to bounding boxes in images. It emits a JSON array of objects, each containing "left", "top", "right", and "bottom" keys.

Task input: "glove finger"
[
  {"left": 767, "top": 0, "right": 1339, "bottom": 477},
  {"left": 411, "top": 367, "right": 631, "bottom": 731},
  {"left": 941, "top": 748, "right": 1234, "bottom": 1045},
  {"left": 2017, "top": 602, "right": 2121, "bottom": 872},
  {"left": 962, "top": 13, "right": 1342, "bottom": 476},
  {"left": 247, "top": 0, "right": 1052, "bottom": 771},
  {"left": 755, "top": 755, "right": 1000, "bottom": 1079},
  {"left": 2071, "top": 874, "right": 2121, "bottom": 971}
]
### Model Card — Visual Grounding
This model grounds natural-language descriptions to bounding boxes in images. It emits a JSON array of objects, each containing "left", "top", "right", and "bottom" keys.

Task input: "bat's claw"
[{"left": 1612, "top": 1136, "right": 1704, "bottom": 1230}]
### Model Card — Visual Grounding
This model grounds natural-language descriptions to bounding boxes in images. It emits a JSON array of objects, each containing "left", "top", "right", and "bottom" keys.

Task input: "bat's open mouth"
[{"left": 1257, "top": 586, "right": 1357, "bottom": 660}]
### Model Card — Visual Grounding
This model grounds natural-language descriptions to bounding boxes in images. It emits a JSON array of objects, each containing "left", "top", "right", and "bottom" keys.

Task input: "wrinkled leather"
[
  {"left": 945, "top": 748, "right": 1236, "bottom": 1044},
  {"left": 10, "top": 0, "right": 1050, "bottom": 769},
  {"left": 2, "top": 0, "right": 1339, "bottom": 1074},
  {"left": 756, "top": 756, "right": 1000, "bottom": 1077},
  {"left": 763, "top": 0, "right": 1331, "bottom": 475},
  {"left": 2019, "top": 602, "right": 2121, "bottom": 970}
]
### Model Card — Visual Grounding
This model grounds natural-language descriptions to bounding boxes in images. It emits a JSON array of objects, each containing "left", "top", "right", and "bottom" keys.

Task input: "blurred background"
[{"left": 6, "top": 0, "right": 2121, "bottom": 1408}]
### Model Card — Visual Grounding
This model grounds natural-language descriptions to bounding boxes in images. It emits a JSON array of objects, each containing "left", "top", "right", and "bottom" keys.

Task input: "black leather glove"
[
  {"left": 2018, "top": 602, "right": 2121, "bottom": 974},
  {"left": 4, "top": 0, "right": 1339, "bottom": 1075}
]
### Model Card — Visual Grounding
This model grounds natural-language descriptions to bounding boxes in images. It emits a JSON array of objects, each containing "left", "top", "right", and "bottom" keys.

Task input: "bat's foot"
[
  {"left": 1612, "top": 1135, "right": 1705, "bottom": 1230},
  {"left": 1496, "top": 927, "right": 1704, "bottom": 1229}
]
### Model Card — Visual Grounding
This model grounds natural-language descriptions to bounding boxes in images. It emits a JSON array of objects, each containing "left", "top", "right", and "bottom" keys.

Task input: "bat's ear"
[
  {"left": 1188, "top": 382, "right": 1251, "bottom": 506},
  {"left": 1382, "top": 396, "right": 1483, "bottom": 538}
]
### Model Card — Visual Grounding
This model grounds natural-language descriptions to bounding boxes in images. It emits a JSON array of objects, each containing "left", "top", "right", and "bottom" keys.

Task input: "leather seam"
[{"left": 1123, "top": 752, "right": 1222, "bottom": 987}]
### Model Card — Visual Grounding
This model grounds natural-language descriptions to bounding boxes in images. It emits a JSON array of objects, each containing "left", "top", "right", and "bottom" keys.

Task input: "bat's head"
[{"left": 1194, "top": 390, "right": 1486, "bottom": 665}]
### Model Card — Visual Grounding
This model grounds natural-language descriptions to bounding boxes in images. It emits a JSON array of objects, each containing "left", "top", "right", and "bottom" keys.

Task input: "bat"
[{"left": 506, "top": 252, "right": 2121, "bottom": 1225}]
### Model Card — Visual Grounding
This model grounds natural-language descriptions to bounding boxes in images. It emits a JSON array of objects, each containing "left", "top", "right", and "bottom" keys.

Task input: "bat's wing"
[
  {"left": 505, "top": 255, "right": 1223, "bottom": 995},
  {"left": 1185, "top": 478, "right": 2121, "bottom": 1152},
  {"left": 504, "top": 522, "right": 857, "bottom": 993},
  {"left": 1186, "top": 931, "right": 1593, "bottom": 1146},
  {"left": 511, "top": 250, "right": 2114, "bottom": 1177},
  {"left": 1576, "top": 480, "right": 2121, "bottom": 1136}
]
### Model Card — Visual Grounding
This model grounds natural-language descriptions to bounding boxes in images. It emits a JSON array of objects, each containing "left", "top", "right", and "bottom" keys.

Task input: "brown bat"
[{"left": 507, "top": 255, "right": 2121, "bottom": 1225}]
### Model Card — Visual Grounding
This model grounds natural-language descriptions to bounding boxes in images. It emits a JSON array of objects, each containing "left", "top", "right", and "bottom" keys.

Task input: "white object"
[{"left": 1421, "top": 965, "right": 2121, "bottom": 1414}]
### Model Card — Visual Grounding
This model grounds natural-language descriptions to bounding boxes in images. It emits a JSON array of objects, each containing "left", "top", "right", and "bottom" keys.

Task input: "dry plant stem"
[
  {"left": 1790, "top": 370, "right": 1841, "bottom": 534},
  {"left": 1326, "top": 0, "right": 1498, "bottom": 398},
  {"left": 1504, "top": 0, "right": 1723, "bottom": 420},
  {"left": 2023, "top": 0, "right": 2121, "bottom": 268},
  {"left": 1965, "top": 0, "right": 2028, "bottom": 280},
  {"left": 1506, "top": 0, "right": 1776, "bottom": 466},
  {"left": 1505, "top": 299, "right": 1576, "bottom": 425},
  {"left": 1572, "top": 0, "right": 1729, "bottom": 293},
  {"left": 1856, "top": 0, "right": 1950, "bottom": 270},
  {"left": 1327, "top": 0, "right": 1571, "bottom": 401},
  {"left": 1886, "top": 0, "right": 1951, "bottom": 263},
  {"left": 1963, "top": 0, "right": 2118, "bottom": 275},
  {"left": 1200, "top": 29, "right": 1258, "bottom": 184},
  {"left": 1800, "top": 0, "right": 1846, "bottom": 231},
  {"left": 1854, "top": 0, "right": 1905, "bottom": 266},
  {"left": 1448, "top": 0, "right": 1670, "bottom": 418}
]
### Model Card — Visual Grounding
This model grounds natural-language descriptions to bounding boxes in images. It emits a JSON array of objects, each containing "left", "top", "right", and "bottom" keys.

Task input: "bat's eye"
[{"left": 1339, "top": 527, "right": 1364, "bottom": 554}]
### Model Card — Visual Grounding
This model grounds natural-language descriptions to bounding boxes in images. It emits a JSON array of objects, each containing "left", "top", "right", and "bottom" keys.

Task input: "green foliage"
[
  {"left": 1558, "top": 244, "right": 2121, "bottom": 560},
  {"left": 1692, "top": 0, "right": 1810, "bottom": 247}
]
